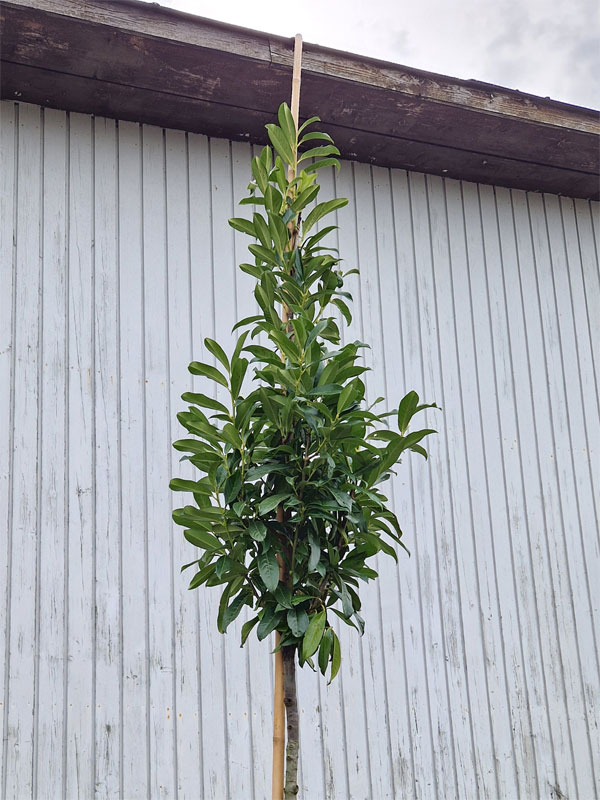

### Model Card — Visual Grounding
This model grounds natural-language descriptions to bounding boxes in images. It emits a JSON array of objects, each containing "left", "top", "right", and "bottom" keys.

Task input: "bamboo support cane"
[{"left": 272, "top": 32, "right": 303, "bottom": 800}]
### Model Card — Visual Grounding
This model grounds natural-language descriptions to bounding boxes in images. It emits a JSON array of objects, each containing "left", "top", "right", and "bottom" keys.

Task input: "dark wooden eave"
[{"left": 1, "top": 0, "right": 599, "bottom": 199}]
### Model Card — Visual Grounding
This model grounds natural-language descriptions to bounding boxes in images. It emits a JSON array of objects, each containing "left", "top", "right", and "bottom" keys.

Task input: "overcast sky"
[{"left": 139, "top": 0, "right": 599, "bottom": 109}]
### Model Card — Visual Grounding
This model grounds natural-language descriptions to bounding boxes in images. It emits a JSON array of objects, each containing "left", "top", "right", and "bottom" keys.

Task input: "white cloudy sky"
[{"left": 140, "top": 0, "right": 599, "bottom": 109}]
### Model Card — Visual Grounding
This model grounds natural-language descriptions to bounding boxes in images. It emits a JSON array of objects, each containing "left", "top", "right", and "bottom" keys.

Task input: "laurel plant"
[{"left": 170, "top": 103, "right": 437, "bottom": 798}]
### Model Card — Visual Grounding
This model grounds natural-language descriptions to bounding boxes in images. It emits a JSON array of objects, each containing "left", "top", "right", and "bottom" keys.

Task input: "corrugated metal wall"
[{"left": 1, "top": 101, "right": 598, "bottom": 800}]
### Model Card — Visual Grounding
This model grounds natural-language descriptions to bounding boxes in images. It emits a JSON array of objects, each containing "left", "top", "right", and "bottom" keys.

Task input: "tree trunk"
[{"left": 282, "top": 646, "right": 299, "bottom": 799}]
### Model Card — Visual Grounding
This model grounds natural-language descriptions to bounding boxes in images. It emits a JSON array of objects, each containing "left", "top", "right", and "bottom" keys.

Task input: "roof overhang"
[{"left": 1, "top": 0, "right": 599, "bottom": 199}]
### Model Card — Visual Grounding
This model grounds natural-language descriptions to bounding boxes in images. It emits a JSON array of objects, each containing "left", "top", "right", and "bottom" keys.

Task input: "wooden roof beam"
[{"left": 1, "top": 0, "right": 598, "bottom": 199}]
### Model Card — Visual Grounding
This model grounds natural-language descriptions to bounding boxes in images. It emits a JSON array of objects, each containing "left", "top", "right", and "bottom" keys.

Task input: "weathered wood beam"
[{"left": 1, "top": 0, "right": 598, "bottom": 199}]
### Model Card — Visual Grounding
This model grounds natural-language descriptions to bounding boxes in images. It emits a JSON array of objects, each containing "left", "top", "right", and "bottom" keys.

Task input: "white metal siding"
[{"left": 1, "top": 101, "right": 598, "bottom": 800}]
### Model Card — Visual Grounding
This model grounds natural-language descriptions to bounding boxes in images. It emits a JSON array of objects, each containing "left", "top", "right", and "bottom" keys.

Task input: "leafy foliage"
[{"left": 171, "top": 103, "right": 437, "bottom": 682}]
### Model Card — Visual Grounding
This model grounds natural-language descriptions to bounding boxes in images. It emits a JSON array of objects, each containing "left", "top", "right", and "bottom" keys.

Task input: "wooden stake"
[
  {"left": 272, "top": 647, "right": 285, "bottom": 800},
  {"left": 272, "top": 32, "right": 303, "bottom": 800},
  {"left": 289, "top": 34, "right": 303, "bottom": 141}
]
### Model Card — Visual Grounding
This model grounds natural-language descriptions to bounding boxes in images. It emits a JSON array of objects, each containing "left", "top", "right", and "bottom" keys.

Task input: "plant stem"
[
  {"left": 276, "top": 35, "right": 303, "bottom": 800},
  {"left": 282, "top": 646, "right": 299, "bottom": 799}
]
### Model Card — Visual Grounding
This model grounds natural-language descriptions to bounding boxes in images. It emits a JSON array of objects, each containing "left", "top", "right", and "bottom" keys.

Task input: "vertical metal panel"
[
  {"left": 386, "top": 168, "right": 439, "bottom": 800},
  {"left": 165, "top": 126, "right": 202, "bottom": 800},
  {"left": 3, "top": 102, "right": 42, "bottom": 800},
  {"left": 141, "top": 123, "right": 177, "bottom": 799},
  {"left": 65, "top": 110, "right": 95, "bottom": 800},
  {"left": 477, "top": 183, "right": 544, "bottom": 798},
  {"left": 93, "top": 114, "right": 122, "bottom": 800},
  {"left": 371, "top": 166, "right": 421, "bottom": 798},
  {"left": 186, "top": 130, "right": 214, "bottom": 800},
  {"left": 117, "top": 117, "right": 149, "bottom": 800},
  {"left": 1, "top": 101, "right": 599, "bottom": 799},
  {"left": 36, "top": 105, "right": 68, "bottom": 800},
  {"left": 330, "top": 164, "right": 375, "bottom": 800},
  {"left": 0, "top": 93, "right": 16, "bottom": 800}
]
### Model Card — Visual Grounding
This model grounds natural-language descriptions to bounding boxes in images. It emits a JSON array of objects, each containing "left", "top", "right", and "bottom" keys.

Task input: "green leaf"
[
  {"left": 232, "top": 330, "right": 248, "bottom": 365},
  {"left": 257, "top": 606, "right": 281, "bottom": 640},
  {"left": 258, "top": 493, "right": 291, "bottom": 515},
  {"left": 259, "top": 144, "right": 273, "bottom": 171},
  {"left": 169, "top": 478, "right": 211, "bottom": 494},
  {"left": 220, "top": 589, "right": 251, "bottom": 633},
  {"left": 416, "top": 401, "right": 440, "bottom": 413},
  {"left": 336, "top": 383, "right": 355, "bottom": 415},
  {"left": 339, "top": 582, "right": 353, "bottom": 618},
  {"left": 409, "top": 443, "right": 428, "bottom": 459},
  {"left": 232, "top": 314, "right": 263, "bottom": 332},
  {"left": 176, "top": 417, "right": 221, "bottom": 445},
  {"left": 298, "top": 144, "right": 340, "bottom": 162},
  {"left": 229, "top": 217, "right": 255, "bottom": 236},
  {"left": 271, "top": 157, "right": 287, "bottom": 194},
  {"left": 215, "top": 555, "right": 232, "bottom": 580},
  {"left": 304, "top": 319, "right": 328, "bottom": 351},
  {"left": 377, "top": 536, "right": 398, "bottom": 563},
  {"left": 265, "top": 124, "right": 295, "bottom": 167},
  {"left": 402, "top": 429, "right": 436, "bottom": 449},
  {"left": 249, "top": 243, "right": 279, "bottom": 267},
  {"left": 183, "top": 528, "right": 223, "bottom": 551},
  {"left": 397, "top": 390, "right": 419, "bottom": 435},
  {"left": 304, "top": 225, "right": 337, "bottom": 249},
  {"left": 188, "top": 361, "right": 228, "bottom": 388},
  {"left": 231, "top": 357, "right": 249, "bottom": 399},
  {"left": 180, "top": 558, "right": 201, "bottom": 573},
  {"left": 304, "top": 158, "right": 341, "bottom": 174},
  {"left": 307, "top": 384, "right": 342, "bottom": 397},
  {"left": 251, "top": 155, "right": 268, "bottom": 192},
  {"left": 307, "top": 528, "right": 321, "bottom": 572},
  {"left": 318, "top": 628, "right": 333, "bottom": 675},
  {"left": 376, "top": 437, "right": 406, "bottom": 477},
  {"left": 216, "top": 585, "right": 232, "bottom": 632},
  {"left": 180, "top": 392, "right": 230, "bottom": 415},
  {"left": 245, "top": 463, "right": 289, "bottom": 481},
  {"left": 175, "top": 506, "right": 223, "bottom": 526},
  {"left": 241, "top": 616, "right": 259, "bottom": 646},
  {"left": 257, "top": 550, "right": 280, "bottom": 591},
  {"left": 287, "top": 607, "right": 310, "bottom": 637},
  {"left": 204, "top": 338, "right": 229, "bottom": 372},
  {"left": 298, "top": 115, "right": 321, "bottom": 133},
  {"left": 246, "top": 344, "right": 282, "bottom": 366},
  {"left": 188, "top": 563, "right": 216, "bottom": 589},
  {"left": 221, "top": 423, "right": 243, "bottom": 450},
  {"left": 329, "top": 488, "right": 353, "bottom": 512},
  {"left": 224, "top": 472, "right": 242, "bottom": 504},
  {"left": 302, "top": 610, "right": 326, "bottom": 660},
  {"left": 253, "top": 212, "right": 272, "bottom": 249},
  {"left": 271, "top": 330, "right": 301, "bottom": 363},
  {"left": 248, "top": 519, "right": 267, "bottom": 542},
  {"left": 369, "top": 430, "right": 401, "bottom": 442},
  {"left": 329, "top": 630, "right": 341, "bottom": 683},
  {"left": 264, "top": 185, "right": 283, "bottom": 216},
  {"left": 291, "top": 184, "right": 320, "bottom": 213},
  {"left": 303, "top": 198, "right": 348, "bottom": 234},
  {"left": 274, "top": 584, "right": 292, "bottom": 609},
  {"left": 277, "top": 102, "right": 296, "bottom": 146},
  {"left": 259, "top": 389, "right": 281, "bottom": 427},
  {"left": 299, "top": 130, "right": 334, "bottom": 145},
  {"left": 239, "top": 195, "right": 264, "bottom": 206},
  {"left": 332, "top": 297, "right": 352, "bottom": 325},
  {"left": 268, "top": 212, "right": 288, "bottom": 253},
  {"left": 290, "top": 594, "right": 311, "bottom": 606}
]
